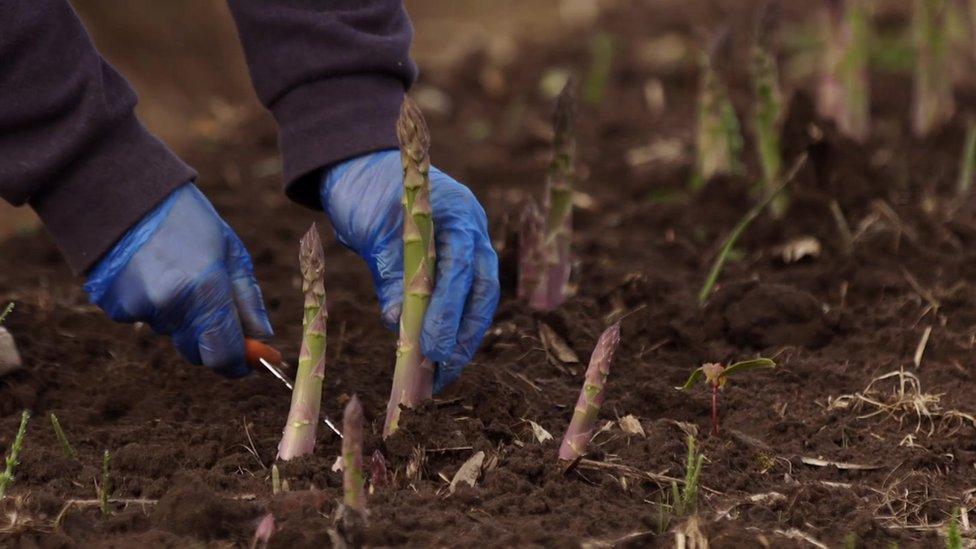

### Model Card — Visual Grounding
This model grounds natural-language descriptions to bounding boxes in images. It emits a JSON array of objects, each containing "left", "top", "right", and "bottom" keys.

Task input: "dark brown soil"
[{"left": 3, "top": 2, "right": 976, "bottom": 547}]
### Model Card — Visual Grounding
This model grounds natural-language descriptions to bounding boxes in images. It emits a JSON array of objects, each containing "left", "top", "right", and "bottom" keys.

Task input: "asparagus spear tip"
[{"left": 558, "top": 323, "right": 621, "bottom": 461}]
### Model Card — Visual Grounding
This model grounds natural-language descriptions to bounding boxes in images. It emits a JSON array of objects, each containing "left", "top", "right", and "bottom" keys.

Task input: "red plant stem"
[{"left": 711, "top": 382, "right": 719, "bottom": 436}]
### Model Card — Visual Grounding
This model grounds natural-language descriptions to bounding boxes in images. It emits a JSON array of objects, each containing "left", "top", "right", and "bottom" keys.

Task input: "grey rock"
[{"left": 0, "top": 326, "right": 22, "bottom": 376}]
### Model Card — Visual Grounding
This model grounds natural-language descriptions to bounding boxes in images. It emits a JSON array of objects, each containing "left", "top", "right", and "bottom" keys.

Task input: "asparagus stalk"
[
  {"left": 958, "top": 118, "right": 976, "bottom": 197},
  {"left": 278, "top": 224, "right": 328, "bottom": 460},
  {"left": 384, "top": 97, "right": 436, "bottom": 438},
  {"left": 253, "top": 513, "right": 275, "bottom": 548},
  {"left": 970, "top": 0, "right": 976, "bottom": 62},
  {"left": 342, "top": 395, "right": 366, "bottom": 514},
  {"left": 271, "top": 464, "right": 282, "bottom": 495},
  {"left": 752, "top": 3, "right": 785, "bottom": 215},
  {"left": 517, "top": 199, "right": 545, "bottom": 304},
  {"left": 535, "top": 81, "right": 577, "bottom": 311},
  {"left": 558, "top": 322, "right": 621, "bottom": 461},
  {"left": 912, "top": 0, "right": 955, "bottom": 137},
  {"left": 370, "top": 450, "right": 388, "bottom": 491},
  {"left": 583, "top": 33, "right": 614, "bottom": 106},
  {"left": 518, "top": 81, "right": 576, "bottom": 311},
  {"left": 0, "top": 410, "right": 29, "bottom": 500},
  {"left": 818, "top": 0, "right": 871, "bottom": 142},
  {"left": 692, "top": 33, "right": 744, "bottom": 191},
  {"left": 519, "top": 82, "right": 576, "bottom": 311}
]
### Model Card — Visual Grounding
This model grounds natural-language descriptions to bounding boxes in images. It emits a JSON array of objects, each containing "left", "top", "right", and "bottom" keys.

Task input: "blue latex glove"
[
  {"left": 321, "top": 150, "right": 500, "bottom": 392},
  {"left": 84, "top": 183, "right": 273, "bottom": 378}
]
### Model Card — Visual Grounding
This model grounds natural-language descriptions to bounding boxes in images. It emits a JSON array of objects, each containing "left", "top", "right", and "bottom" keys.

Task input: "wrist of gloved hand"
[
  {"left": 85, "top": 182, "right": 273, "bottom": 377},
  {"left": 320, "top": 150, "right": 500, "bottom": 392}
]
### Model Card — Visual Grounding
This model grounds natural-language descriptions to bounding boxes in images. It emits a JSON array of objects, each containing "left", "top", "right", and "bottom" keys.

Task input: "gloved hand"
[
  {"left": 320, "top": 150, "right": 500, "bottom": 393},
  {"left": 84, "top": 183, "right": 273, "bottom": 378}
]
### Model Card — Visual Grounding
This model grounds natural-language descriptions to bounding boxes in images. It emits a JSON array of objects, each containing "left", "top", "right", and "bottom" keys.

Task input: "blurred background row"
[{"left": 1, "top": 0, "right": 967, "bottom": 242}]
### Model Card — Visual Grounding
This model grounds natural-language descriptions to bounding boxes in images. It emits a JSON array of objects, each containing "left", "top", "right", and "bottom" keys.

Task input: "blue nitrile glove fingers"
[
  {"left": 320, "top": 150, "right": 500, "bottom": 392},
  {"left": 84, "top": 183, "right": 273, "bottom": 378},
  {"left": 433, "top": 235, "right": 499, "bottom": 393},
  {"left": 322, "top": 151, "right": 405, "bottom": 329}
]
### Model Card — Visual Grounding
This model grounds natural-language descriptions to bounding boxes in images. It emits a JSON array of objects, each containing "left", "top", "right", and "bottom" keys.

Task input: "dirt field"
[{"left": 3, "top": 1, "right": 976, "bottom": 547}]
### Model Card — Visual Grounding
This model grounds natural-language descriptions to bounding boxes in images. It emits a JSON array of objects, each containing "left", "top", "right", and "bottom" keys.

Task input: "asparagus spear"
[
  {"left": 517, "top": 199, "right": 545, "bottom": 304},
  {"left": 692, "top": 31, "right": 744, "bottom": 191},
  {"left": 970, "top": 1, "right": 976, "bottom": 63},
  {"left": 535, "top": 81, "right": 577, "bottom": 311},
  {"left": 818, "top": 0, "right": 871, "bottom": 142},
  {"left": 558, "top": 323, "right": 621, "bottom": 461},
  {"left": 370, "top": 450, "right": 388, "bottom": 491},
  {"left": 253, "top": 513, "right": 276, "bottom": 548},
  {"left": 958, "top": 118, "right": 976, "bottom": 197},
  {"left": 271, "top": 464, "right": 282, "bottom": 495},
  {"left": 342, "top": 395, "right": 366, "bottom": 514},
  {"left": 278, "top": 224, "right": 328, "bottom": 460},
  {"left": 384, "top": 97, "right": 436, "bottom": 438},
  {"left": 752, "top": 2, "right": 785, "bottom": 215},
  {"left": 912, "top": 0, "right": 954, "bottom": 137}
]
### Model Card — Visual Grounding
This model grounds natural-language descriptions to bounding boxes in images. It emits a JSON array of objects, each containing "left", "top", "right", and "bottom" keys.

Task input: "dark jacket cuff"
[
  {"left": 271, "top": 74, "right": 406, "bottom": 210},
  {"left": 30, "top": 115, "right": 196, "bottom": 274}
]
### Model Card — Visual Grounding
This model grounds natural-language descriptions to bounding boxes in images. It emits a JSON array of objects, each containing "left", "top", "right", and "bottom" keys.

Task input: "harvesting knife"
[
  {"left": 256, "top": 356, "right": 343, "bottom": 439},
  {"left": 249, "top": 348, "right": 342, "bottom": 438}
]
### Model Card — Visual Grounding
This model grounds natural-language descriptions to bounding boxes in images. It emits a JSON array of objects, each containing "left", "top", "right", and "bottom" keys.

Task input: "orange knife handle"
[{"left": 244, "top": 338, "right": 283, "bottom": 369}]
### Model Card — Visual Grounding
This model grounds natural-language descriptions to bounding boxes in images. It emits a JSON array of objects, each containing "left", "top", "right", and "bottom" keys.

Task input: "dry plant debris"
[{"left": 829, "top": 368, "right": 976, "bottom": 436}]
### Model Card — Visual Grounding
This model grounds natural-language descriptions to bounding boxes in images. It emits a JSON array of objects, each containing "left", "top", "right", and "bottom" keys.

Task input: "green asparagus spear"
[
  {"left": 912, "top": 0, "right": 955, "bottom": 137},
  {"left": 692, "top": 32, "right": 744, "bottom": 191},
  {"left": 385, "top": 97, "right": 436, "bottom": 438},
  {"left": 819, "top": 0, "right": 871, "bottom": 142},
  {"left": 278, "top": 224, "right": 328, "bottom": 460},
  {"left": 752, "top": 2, "right": 785, "bottom": 215},
  {"left": 535, "top": 81, "right": 576, "bottom": 311}
]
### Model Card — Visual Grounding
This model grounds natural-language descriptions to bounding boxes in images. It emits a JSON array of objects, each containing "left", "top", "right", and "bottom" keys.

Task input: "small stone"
[
  {"left": 413, "top": 86, "right": 452, "bottom": 117},
  {"left": 777, "top": 236, "right": 821, "bottom": 263},
  {"left": 0, "top": 327, "right": 22, "bottom": 376},
  {"left": 618, "top": 415, "right": 646, "bottom": 437},
  {"left": 643, "top": 79, "right": 666, "bottom": 115},
  {"left": 449, "top": 451, "right": 485, "bottom": 494}
]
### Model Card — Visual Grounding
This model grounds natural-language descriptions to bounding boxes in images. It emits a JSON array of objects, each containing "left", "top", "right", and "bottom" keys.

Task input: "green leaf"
[
  {"left": 722, "top": 358, "right": 776, "bottom": 378},
  {"left": 675, "top": 367, "right": 705, "bottom": 391},
  {"left": 698, "top": 154, "right": 808, "bottom": 305}
]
